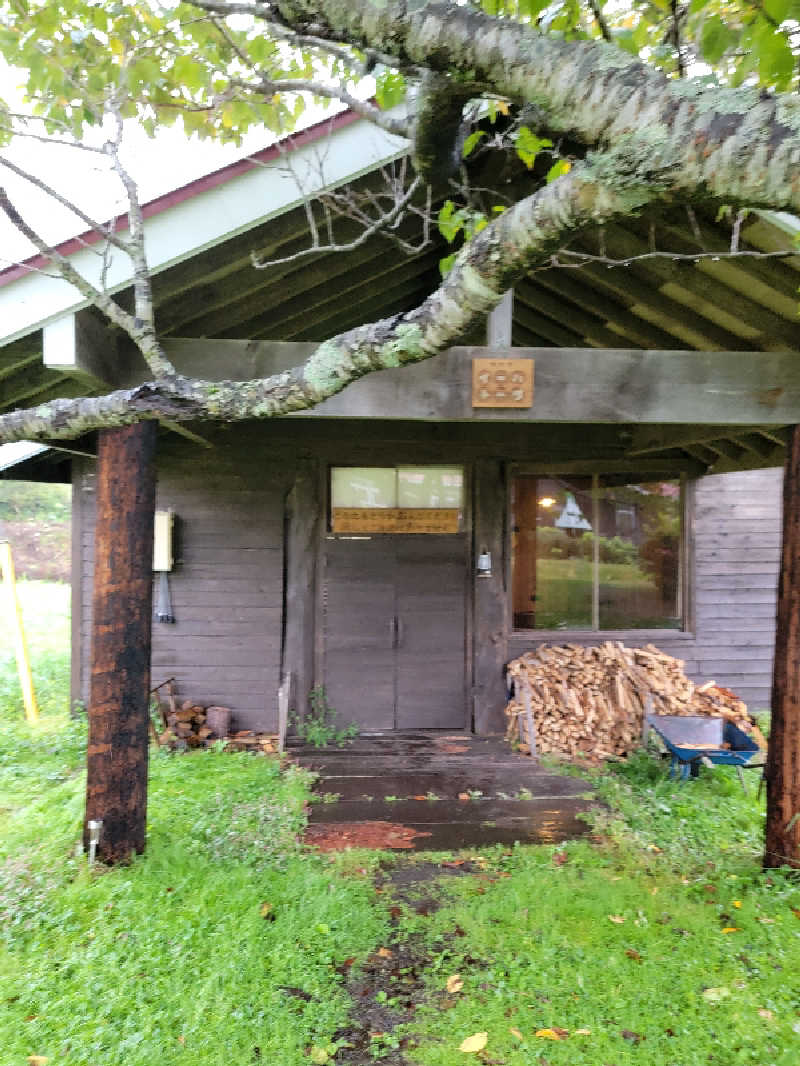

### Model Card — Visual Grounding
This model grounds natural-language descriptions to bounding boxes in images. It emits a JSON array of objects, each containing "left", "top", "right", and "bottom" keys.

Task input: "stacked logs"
[
  {"left": 155, "top": 695, "right": 278, "bottom": 753},
  {"left": 505, "top": 642, "right": 767, "bottom": 761}
]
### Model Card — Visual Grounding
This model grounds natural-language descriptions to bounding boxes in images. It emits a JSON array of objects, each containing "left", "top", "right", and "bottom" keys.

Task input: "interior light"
[{"left": 539, "top": 496, "right": 556, "bottom": 508}]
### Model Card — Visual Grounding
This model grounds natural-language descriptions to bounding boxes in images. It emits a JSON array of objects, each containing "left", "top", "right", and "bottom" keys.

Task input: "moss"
[{"left": 380, "top": 321, "right": 424, "bottom": 365}]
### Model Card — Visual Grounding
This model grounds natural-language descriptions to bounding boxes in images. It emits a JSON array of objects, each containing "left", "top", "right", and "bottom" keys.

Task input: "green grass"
[
  {"left": 395, "top": 757, "right": 800, "bottom": 1065},
  {"left": 2, "top": 582, "right": 798, "bottom": 1064}
]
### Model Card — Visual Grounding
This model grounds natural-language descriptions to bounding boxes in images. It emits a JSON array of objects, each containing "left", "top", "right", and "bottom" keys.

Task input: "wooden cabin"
[{"left": 1, "top": 111, "right": 797, "bottom": 733}]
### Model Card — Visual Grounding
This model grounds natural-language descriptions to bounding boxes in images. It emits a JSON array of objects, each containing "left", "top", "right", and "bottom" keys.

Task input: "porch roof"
[{"left": 1, "top": 110, "right": 798, "bottom": 477}]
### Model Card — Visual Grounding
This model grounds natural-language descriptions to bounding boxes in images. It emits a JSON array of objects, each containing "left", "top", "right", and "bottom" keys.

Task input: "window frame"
[
  {"left": 508, "top": 464, "right": 693, "bottom": 639},
  {"left": 327, "top": 463, "right": 467, "bottom": 534}
]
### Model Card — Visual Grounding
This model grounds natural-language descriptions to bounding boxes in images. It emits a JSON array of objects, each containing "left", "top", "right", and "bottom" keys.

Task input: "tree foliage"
[{"left": 0, "top": 0, "right": 798, "bottom": 445}]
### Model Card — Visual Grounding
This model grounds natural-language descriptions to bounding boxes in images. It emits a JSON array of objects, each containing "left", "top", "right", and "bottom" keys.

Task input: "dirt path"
[{"left": 332, "top": 859, "right": 486, "bottom": 1065}]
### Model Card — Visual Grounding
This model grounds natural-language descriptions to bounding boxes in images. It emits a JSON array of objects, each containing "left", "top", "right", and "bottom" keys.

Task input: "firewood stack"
[
  {"left": 156, "top": 699, "right": 277, "bottom": 753},
  {"left": 505, "top": 642, "right": 767, "bottom": 762}
]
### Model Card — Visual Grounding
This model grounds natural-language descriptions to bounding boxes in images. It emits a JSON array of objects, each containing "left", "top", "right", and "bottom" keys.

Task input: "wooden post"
[
  {"left": 473, "top": 458, "right": 508, "bottom": 733},
  {"left": 85, "top": 422, "right": 157, "bottom": 864},
  {"left": 0, "top": 536, "right": 38, "bottom": 722},
  {"left": 765, "top": 423, "right": 800, "bottom": 870},
  {"left": 282, "top": 459, "right": 320, "bottom": 722}
]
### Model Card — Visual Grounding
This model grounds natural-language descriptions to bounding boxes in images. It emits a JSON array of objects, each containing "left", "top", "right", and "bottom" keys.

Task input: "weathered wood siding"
[
  {"left": 77, "top": 429, "right": 291, "bottom": 732},
  {"left": 691, "top": 467, "right": 781, "bottom": 708},
  {"left": 74, "top": 423, "right": 782, "bottom": 731},
  {"left": 507, "top": 468, "right": 782, "bottom": 711}
]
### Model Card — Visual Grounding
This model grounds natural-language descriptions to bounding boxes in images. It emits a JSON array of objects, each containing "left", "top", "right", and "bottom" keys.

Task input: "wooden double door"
[{"left": 322, "top": 535, "right": 468, "bottom": 731}]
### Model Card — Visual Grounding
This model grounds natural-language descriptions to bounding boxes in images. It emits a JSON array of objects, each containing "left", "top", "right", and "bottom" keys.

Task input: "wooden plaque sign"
[
  {"left": 332, "top": 508, "right": 461, "bottom": 534},
  {"left": 472, "top": 357, "right": 534, "bottom": 408}
]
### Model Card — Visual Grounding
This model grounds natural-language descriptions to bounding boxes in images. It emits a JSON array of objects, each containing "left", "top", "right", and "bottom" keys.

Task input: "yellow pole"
[{"left": 0, "top": 537, "right": 39, "bottom": 722}]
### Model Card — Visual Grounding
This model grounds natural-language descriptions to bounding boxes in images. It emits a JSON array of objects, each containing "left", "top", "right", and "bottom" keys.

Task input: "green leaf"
[
  {"left": 515, "top": 127, "right": 552, "bottom": 170},
  {"left": 439, "top": 253, "right": 457, "bottom": 276},
  {"left": 461, "top": 130, "right": 486, "bottom": 159},
  {"left": 701, "top": 15, "right": 737, "bottom": 65},
  {"left": 546, "top": 159, "right": 572, "bottom": 183},
  {"left": 375, "top": 70, "right": 406, "bottom": 110}
]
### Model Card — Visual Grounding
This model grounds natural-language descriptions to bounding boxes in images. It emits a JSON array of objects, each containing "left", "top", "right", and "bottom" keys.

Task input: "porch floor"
[{"left": 290, "top": 732, "right": 596, "bottom": 851}]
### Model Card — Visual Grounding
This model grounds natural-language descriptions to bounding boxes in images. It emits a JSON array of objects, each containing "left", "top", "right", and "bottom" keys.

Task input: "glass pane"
[
  {"left": 512, "top": 475, "right": 593, "bottom": 630},
  {"left": 331, "top": 467, "right": 396, "bottom": 508},
  {"left": 597, "top": 479, "right": 681, "bottom": 629},
  {"left": 397, "top": 466, "right": 463, "bottom": 508}
]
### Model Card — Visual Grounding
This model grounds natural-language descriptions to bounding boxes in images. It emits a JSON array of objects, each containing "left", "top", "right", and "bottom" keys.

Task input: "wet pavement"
[{"left": 292, "top": 733, "right": 596, "bottom": 851}]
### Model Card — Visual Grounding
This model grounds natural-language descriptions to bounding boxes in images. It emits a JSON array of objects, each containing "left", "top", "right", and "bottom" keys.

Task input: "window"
[
  {"left": 511, "top": 474, "right": 682, "bottom": 631},
  {"left": 330, "top": 466, "right": 464, "bottom": 533}
]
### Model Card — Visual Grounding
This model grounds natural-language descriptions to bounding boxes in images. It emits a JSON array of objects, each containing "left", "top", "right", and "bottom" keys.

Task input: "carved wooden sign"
[
  {"left": 332, "top": 508, "right": 461, "bottom": 534},
  {"left": 472, "top": 357, "right": 534, "bottom": 408}
]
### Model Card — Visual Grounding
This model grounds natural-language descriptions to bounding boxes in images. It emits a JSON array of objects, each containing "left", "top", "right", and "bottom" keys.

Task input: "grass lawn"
[{"left": 1, "top": 583, "right": 798, "bottom": 1064}]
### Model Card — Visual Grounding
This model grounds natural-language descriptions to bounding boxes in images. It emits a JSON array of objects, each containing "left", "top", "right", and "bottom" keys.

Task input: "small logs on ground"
[
  {"left": 505, "top": 642, "right": 767, "bottom": 762},
  {"left": 155, "top": 698, "right": 277, "bottom": 753}
]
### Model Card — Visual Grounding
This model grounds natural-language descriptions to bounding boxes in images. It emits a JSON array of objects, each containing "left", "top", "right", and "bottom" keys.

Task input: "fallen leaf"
[
  {"left": 177, "top": 1036, "right": 186, "bottom": 1046},
  {"left": 608, "top": 914, "right": 626, "bottom": 924},
  {"left": 260, "top": 902, "right": 273, "bottom": 919},
  {"left": 377, "top": 947, "right": 393, "bottom": 958},
  {"left": 309, "top": 1047, "right": 329, "bottom": 1064},
  {"left": 535, "top": 1028, "right": 565, "bottom": 1040},
  {"left": 625, "top": 949, "right": 642, "bottom": 962},
  {"left": 721, "top": 927, "right": 740, "bottom": 934},
  {"left": 442, "top": 859, "right": 465, "bottom": 868},
  {"left": 573, "top": 1028, "right": 592, "bottom": 1035},
  {"left": 758, "top": 1008, "right": 774, "bottom": 1020},
  {"left": 27, "top": 1058, "right": 48, "bottom": 1066},
  {"left": 412, "top": 795, "right": 428, "bottom": 801},
  {"left": 621, "top": 1029, "right": 644, "bottom": 1044},
  {"left": 791, "top": 907, "right": 800, "bottom": 920},
  {"left": 702, "top": 986, "right": 730, "bottom": 1003},
  {"left": 509, "top": 1028, "right": 524, "bottom": 1041},
  {"left": 458, "top": 793, "right": 471, "bottom": 802},
  {"left": 446, "top": 974, "right": 464, "bottom": 994},
  {"left": 758, "top": 917, "right": 775, "bottom": 924},
  {"left": 552, "top": 851, "right": 568, "bottom": 866},
  {"left": 459, "top": 1032, "right": 488, "bottom": 1053}
]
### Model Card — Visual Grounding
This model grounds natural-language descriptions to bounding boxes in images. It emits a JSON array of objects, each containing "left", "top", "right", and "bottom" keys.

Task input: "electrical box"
[{"left": 153, "top": 510, "right": 174, "bottom": 572}]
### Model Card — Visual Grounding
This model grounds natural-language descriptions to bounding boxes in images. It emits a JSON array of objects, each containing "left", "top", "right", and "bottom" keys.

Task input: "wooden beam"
[
  {"left": 487, "top": 290, "right": 514, "bottom": 347},
  {"left": 157, "top": 341, "right": 800, "bottom": 429},
  {"left": 283, "top": 459, "right": 320, "bottom": 718},
  {"left": 473, "top": 458, "right": 508, "bottom": 734},
  {"left": 42, "top": 311, "right": 121, "bottom": 390}
]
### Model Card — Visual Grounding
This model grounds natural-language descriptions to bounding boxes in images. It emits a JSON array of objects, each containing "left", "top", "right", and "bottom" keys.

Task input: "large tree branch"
[
  {"left": 409, "top": 71, "right": 474, "bottom": 183},
  {"left": 191, "top": 0, "right": 800, "bottom": 213},
  {"left": 0, "top": 148, "right": 677, "bottom": 444}
]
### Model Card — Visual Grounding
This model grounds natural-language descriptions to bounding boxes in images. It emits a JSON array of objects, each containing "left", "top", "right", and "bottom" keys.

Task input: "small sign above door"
[
  {"left": 472, "top": 357, "right": 534, "bottom": 408},
  {"left": 332, "top": 508, "right": 461, "bottom": 534}
]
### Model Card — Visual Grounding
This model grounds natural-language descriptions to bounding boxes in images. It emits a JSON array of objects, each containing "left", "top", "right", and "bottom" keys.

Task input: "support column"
[
  {"left": 283, "top": 459, "right": 320, "bottom": 718},
  {"left": 85, "top": 422, "right": 157, "bottom": 864},
  {"left": 473, "top": 458, "right": 508, "bottom": 734},
  {"left": 765, "top": 423, "right": 800, "bottom": 869}
]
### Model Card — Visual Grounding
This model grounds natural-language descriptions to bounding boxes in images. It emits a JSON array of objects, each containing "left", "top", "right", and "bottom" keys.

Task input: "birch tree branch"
[{"left": 0, "top": 149, "right": 686, "bottom": 443}]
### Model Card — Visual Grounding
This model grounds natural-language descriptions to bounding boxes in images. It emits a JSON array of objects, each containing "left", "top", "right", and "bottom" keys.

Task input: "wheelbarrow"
[{"left": 645, "top": 714, "right": 760, "bottom": 788}]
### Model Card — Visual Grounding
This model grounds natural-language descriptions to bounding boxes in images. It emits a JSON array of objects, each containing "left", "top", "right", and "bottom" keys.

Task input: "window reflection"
[{"left": 512, "top": 475, "right": 681, "bottom": 631}]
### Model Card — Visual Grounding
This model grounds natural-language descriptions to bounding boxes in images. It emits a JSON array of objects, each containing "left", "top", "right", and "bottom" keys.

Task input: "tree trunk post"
[
  {"left": 84, "top": 421, "right": 157, "bottom": 864},
  {"left": 765, "top": 423, "right": 800, "bottom": 869}
]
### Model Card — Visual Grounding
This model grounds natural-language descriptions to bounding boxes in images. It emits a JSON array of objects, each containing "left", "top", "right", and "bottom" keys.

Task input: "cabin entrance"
[
  {"left": 321, "top": 465, "right": 468, "bottom": 732},
  {"left": 322, "top": 535, "right": 468, "bottom": 731}
]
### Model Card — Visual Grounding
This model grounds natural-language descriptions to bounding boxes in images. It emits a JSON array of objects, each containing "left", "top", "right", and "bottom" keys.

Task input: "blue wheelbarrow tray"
[{"left": 645, "top": 714, "right": 760, "bottom": 782}]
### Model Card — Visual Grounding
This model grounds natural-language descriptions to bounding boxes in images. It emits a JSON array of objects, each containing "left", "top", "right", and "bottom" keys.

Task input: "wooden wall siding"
[
  {"left": 692, "top": 467, "right": 782, "bottom": 708},
  {"left": 77, "top": 429, "right": 292, "bottom": 732},
  {"left": 73, "top": 419, "right": 783, "bottom": 732}
]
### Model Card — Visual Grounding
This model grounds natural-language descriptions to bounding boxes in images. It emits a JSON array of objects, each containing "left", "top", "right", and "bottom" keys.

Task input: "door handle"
[
  {"left": 389, "top": 617, "right": 397, "bottom": 648},
  {"left": 396, "top": 618, "right": 404, "bottom": 646}
]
